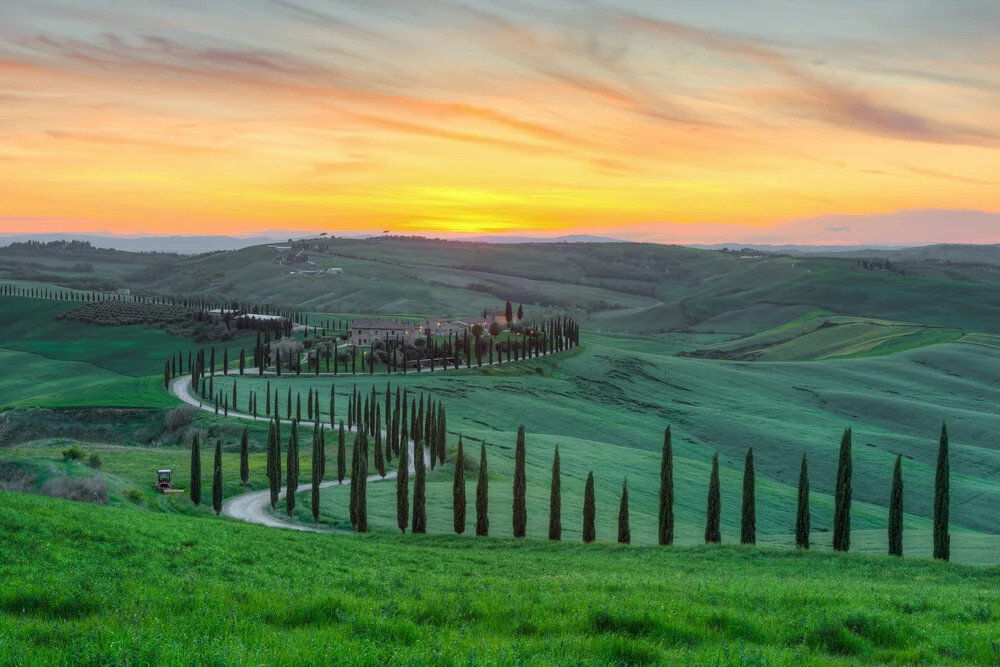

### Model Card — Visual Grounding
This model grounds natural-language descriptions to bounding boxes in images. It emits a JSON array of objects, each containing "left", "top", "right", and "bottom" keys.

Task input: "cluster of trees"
[{"left": 856, "top": 257, "right": 905, "bottom": 274}]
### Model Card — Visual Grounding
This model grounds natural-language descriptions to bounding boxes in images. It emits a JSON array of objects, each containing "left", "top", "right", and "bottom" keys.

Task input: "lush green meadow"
[{"left": 2, "top": 491, "right": 999, "bottom": 665}]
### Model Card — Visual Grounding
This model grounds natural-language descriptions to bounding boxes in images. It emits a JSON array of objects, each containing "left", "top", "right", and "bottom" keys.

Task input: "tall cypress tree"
[
  {"left": 286, "top": 387, "right": 292, "bottom": 420},
  {"left": 312, "top": 427, "right": 322, "bottom": 523},
  {"left": 307, "top": 388, "right": 313, "bottom": 422},
  {"left": 795, "top": 453, "right": 810, "bottom": 549},
  {"left": 476, "top": 442, "right": 489, "bottom": 537},
  {"left": 512, "top": 425, "right": 527, "bottom": 538},
  {"left": 618, "top": 477, "right": 630, "bottom": 544},
  {"left": 741, "top": 448, "right": 756, "bottom": 545},
  {"left": 453, "top": 434, "right": 466, "bottom": 534},
  {"left": 267, "top": 420, "right": 280, "bottom": 509},
  {"left": 357, "top": 432, "right": 368, "bottom": 533},
  {"left": 212, "top": 439, "right": 223, "bottom": 516},
  {"left": 239, "top": 426, "right": 249, "bottom": 488},
  {"left": 413, "top": 435, "right": 426, "bottom": 533},
  {"left": 374, "top": 409, "right": 385, "bottom": 477},
  {"left": 349, "top": 432, "right": 360, "bottom": 528},
  {"left": 583, "top": 471, "right": 596, "bottom": 544},
  {"left": 337, "top": 421, "right": 346, "bottom": 484},
  {"left": 889, "top": 454, "right": 904, "bottom": 557},
  {"left": 548, "top": 445, "right": 561, "bottom": 541},
  {"left": 934, "top": 423, "right": 950, "bottom": 561},
  {"left": 437, "top": 404, "right": 446, "bottom": 465},
  {"left": 396, "top": 424, "right": 409, "bottom": 533},
  {"left": 190, "top": 434, "right": 202, "bottom": 506},
  {"left": 658, "top": 426, "right": 674, "bottom": 546},
  {"left": 705, "top": 453, "right": 721, "bottom": 544},
  {"left": 286, "top": 420, "right": 299, "bottom": 517},
  {"left": 833, "top": 428, "right": 853, "bottom": 552}
]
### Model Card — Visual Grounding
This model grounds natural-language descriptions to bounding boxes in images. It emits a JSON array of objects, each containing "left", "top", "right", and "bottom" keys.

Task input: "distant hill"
[
  {"left": 460, "top": 234, "right": 623, "bottom": 244},
  {"left": 0, "top": 234, "right": 297, "bottom": 254}
]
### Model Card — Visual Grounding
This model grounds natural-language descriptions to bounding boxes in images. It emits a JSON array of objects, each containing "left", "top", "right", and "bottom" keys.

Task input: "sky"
[{"left": 1, "top": 0, "right": 998, "bottom": 244}]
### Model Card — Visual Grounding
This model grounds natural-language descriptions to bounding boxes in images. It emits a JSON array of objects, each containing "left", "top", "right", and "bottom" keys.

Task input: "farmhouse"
[
  {"left": 349, "top": 318, "right": 415, "bottom": 346},
  {"left": 486, "top": 304, "right": 521, "bottom": 325}
]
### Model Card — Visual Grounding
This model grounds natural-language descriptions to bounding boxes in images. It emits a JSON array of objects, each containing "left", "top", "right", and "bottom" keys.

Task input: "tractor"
[{"left": 156, "top": 469, "right": 184, "bottom": 494}]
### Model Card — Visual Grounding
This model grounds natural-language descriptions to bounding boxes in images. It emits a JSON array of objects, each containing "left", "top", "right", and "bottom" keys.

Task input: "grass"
[{"left": 1, "top": 490, "right": 999, "bottom": 664}]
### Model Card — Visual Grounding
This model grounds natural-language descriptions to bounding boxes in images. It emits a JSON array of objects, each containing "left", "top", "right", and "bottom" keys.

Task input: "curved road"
[{"left": 170, "top": 376, "right": 427, "bottom": 533}]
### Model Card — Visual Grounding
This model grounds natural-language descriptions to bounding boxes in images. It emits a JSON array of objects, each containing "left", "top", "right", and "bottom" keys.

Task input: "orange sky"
[{"left": 1, "top": 1, "right": 999, "bottom": 243}]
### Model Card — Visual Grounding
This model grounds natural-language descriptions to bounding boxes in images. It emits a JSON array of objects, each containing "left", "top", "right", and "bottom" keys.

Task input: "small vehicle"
[{"left": 156, "top": 469, "right": 185, "bottom": 494}]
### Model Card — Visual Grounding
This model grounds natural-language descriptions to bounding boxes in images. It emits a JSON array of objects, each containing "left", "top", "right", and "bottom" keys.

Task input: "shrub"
[
  {"left": 164, "top": 405, "right": 197, "bottom": 432},
  {"left": 0, "top": 461, "right": 36, "bottom": 492},
  {"left": 62, "top": 444, "right": 85, "bottom": 462},
  {"left": 86, "top": 453, "right": 103, "bottom": 470},
  {"left": 123, "top": 488, "right": 145, "bottom": 505},
  {"left": 40, "top": 476, "right": 108, "bottom": 505}
]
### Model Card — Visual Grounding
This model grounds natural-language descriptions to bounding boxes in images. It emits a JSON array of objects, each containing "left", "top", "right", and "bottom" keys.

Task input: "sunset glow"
[{"left": 1, "top": 0, "right": 999, "bottom": 243}]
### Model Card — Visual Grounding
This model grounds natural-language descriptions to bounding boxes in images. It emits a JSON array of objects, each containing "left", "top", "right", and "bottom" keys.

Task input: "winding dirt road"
[{"left": 170, "top": 376, "right": 426, "bottom": 532}]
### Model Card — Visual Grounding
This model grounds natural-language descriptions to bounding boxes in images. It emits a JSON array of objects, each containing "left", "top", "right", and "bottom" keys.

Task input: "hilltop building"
[{"left": 349, "top": 318, "right": 415, "bottom": 346}]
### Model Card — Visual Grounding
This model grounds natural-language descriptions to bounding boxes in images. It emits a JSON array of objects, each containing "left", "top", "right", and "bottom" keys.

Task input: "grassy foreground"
[{"left": 2, "top": 492, "right": 999, "bottom": 665}]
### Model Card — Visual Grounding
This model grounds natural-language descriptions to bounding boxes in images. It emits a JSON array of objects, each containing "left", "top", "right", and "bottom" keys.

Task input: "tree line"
[{"left": 193, "top": 415, "right": 956, "bottom": 561}]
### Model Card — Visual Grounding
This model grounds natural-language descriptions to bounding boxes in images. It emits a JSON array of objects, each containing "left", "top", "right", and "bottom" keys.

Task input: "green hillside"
[{"left": 2, "top": 491, "right": 998, "bottom": 665}]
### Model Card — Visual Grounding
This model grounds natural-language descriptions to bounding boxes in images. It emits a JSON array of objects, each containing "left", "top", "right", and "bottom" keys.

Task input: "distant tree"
[
  {"left": 374, "top": 407, "right": 385, "bottom": 477},
  {"left": 517, "top": 304, "right": 523, "bottom": 321},
  {"left": 889, "top": 454, "right": 904, "bottom": 557},
  {"left": 705, "top": 453, "right": 721, "bottom": 544},
  {"left": 396, "top": 425, "right": 409, "bottom": 533},
  {"left": 476, "top": 442, "right": 489, "bottom": 536},
  {"left": 239, "top": 426, "right": 249, "bottom": 487},
  {"left": 934, "top": 423, "right": 950, "bottom": 561},
  {"left": 223, "top": 348, "right": 228, "bottom": 376},
  {"left": 349, "top": 432, "right": 360, "bottom": 528},
  {"left": 267, "top": 420, "right": 280, "bottom": 509},
  {"left": 549, "top": 445, "right": 561, "bottom": 541},
  {"left": 190, "top": 434, "right": 202, "bottom": 506},
  {"left": 239, "top": 348, "right": 245, "bottom": 375},
  {"left": 337, "top": 421, "right": 346, "bottom": 484},
  {"left": 512, "top": 425, "right": 527, "bottom": 538},
  {"left": 286, "top": 387, "right": 292, "bottom": 420},
  {"left": 658, "top": 426, "right": 674, "bottom": 546},
  {"left": 356, "top": 432, "right": 368, "bottom": 533},
  {"left": 286, "top": 420, "right": 299, "bottom": 517},
  {"left": 618, "top": 477, "right": 630, "bottom": 544},
  {"left": 210, "top": 347, "right": 215, "bottom": 376},
  {"left": 212, "top": 439, "right": 223, "bottom": 515},
  {"left": 307, "top": 388, "right": 313, "bottom": 422},
  {"left": 505, "top": 300, "right": 513, "bottom": 325},
  {"left": 453, "top": 435, "right": 466, "bottom": 534},
  {"left": 413, "top": 435, "right": 426, "bottom": 533},
  {"left": 741, "top": 448, "right": 756, "bottom": 545},
  {"left": 796, "top": 453, "right": 810, "bottom": 549},
  {"left": 312, "top": 427, "right": 322, "bottom": 523},
  {"left": 833, "top": 428, "right": 853, "bottom": 552},
  {"left": 583, "top": 471, "right": 596, "bottom": 543},
  {"left": 436, "top": 404, "right": 446, "bottom": 465},
  {"left": 296, "top": 393, "right": 302, "bottom": 423}
]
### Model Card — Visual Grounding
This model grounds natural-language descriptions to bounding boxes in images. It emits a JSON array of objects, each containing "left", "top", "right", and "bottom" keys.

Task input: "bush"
[
  {"left": 123, "top": 488, "right": 145, "bottom": 505},
  {"left": 164, "top": 405, "right": 197, "bottom": 432},
  {"left": 62, "top": 444, "right": 85, "bottom": 462},
  {"left": 40, "top": 476, "right": 108, "bottom": 505},
  {"left": 86, "top": 453, "right": 103, "bottom": 470}
]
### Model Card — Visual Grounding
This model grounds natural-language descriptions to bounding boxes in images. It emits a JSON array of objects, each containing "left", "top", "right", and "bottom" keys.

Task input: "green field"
[{"left": 2, "top": 491, "right": 999, "bottom": 665}]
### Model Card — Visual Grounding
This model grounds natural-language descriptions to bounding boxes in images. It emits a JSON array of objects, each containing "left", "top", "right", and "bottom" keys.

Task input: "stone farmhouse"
[{"left": 349, "top": 318, "right": 415, "bottom": 346}]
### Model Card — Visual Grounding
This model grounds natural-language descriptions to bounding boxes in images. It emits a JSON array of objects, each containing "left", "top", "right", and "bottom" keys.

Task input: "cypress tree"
[
  {"left": 349, "top": 432, "right": 360, "bottom": 528},
  {"left": 212, "top": 439, "right": 223, "bottom": 516},
  {"left": 223, "top": 348, "right": 228, "bottom": 375},
  {"left": 286, "top": 421, "right": 299, "bottom": 517},
  {"left": 319, "top": 425, "right": 326, "bottom": 479},
  {"left": 453, "top": 434, "right": 466, "bottom": 534},
  {"left": 374, "top": 408, "right": 385, "bottom": 477},
  {"left": 413, "top": 434, "right": 426, "bottom": 533},
  {"left": 311, "top": 428, "right": 322, "bottom": 523},
  {"left": 357, "top": 432, "right": 368, "bottom": 532},
  {"left": 741, "top": 448, "right": 756, "bottom": 545},
  {"left": 337, "top": 421, "right": 346, "bottom": 484},
  {"left": 548, "top": 445, "right": 561, "bottom": 541},
  {"left": 705, "top": 453, "right": 721, "bottom": 544},
  {"left": 475, "top": 442, "right": 489, "bottom": 536},
  {"left": 190, "top": 434, "right": 202, "bottom": 506},
  {"left": 239, "top": 426, "right": 249, "bottom": 487},
  {"left": 934, "top": 423, "right": 950, "bottom": 561},
  {"left": 583, "top": 471, "right": 596, "bottom": 543},
  {"left": 437, "top": 404, "right": 446, "bottom": 466},
  {"left": 347, "top": 394, "right": 353, "bottom": 431},
  {"left": 267, "top": 420, "right": 280, "bottom": 509},
  {"left": 658, "top": 426, "right": 674, "bottom": 546},
  {"left": 618, "top": 477, "right": 630, "bottom": 544},
  {"left": 329, "top": 385, "right": 335, "bottom": 429},
  {"left": 296, "top": 393, "right": 301, "bottom": 422},
  {"left": 396, "top": 424, "right": 409, "bottom": 533},
  {"left": 512, "top": 425, "right": 527, "bottom": 538},
  {"left": 889, "top": 454, "right": 904, "bottom": 557},
  {"left": 286, "top": 387, "right": 291, "bottom": 420},
  {"left": 795, "top": 453, "right": 810, "bottom": 549},
  {"left": 833, "top": 428, "right": 853, "bottom": 552},
  {"left": 307, "top": 388, "right": 313, "bottom": 421}
]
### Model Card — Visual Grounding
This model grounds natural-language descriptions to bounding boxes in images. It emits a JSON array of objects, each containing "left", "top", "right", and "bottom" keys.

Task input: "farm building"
[{"left": 349, "top": 318, "right": 415, "bottom": 346}]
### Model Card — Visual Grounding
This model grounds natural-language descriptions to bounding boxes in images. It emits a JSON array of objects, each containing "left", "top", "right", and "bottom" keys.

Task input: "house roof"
[{"left": 351, "top": 318, "right": 410, "bottom": 330}]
